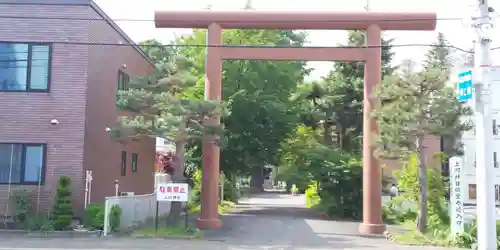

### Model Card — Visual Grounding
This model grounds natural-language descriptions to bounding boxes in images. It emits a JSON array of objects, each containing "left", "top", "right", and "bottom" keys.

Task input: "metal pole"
[{"left": 473, "top": 0, "right": 496, "bottom": 249}]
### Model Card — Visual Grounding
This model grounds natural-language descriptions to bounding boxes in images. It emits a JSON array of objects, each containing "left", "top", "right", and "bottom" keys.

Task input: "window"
[
  {"left": 496, "top": 185, "right": 500, "bottom": 202},
  {"left": 0, "top": 143, "right": 46, "bottom": 184},
  {"left": 132, "top": 153, "right": 138, "bottom": 172},
  {"left": 121, "top": 151, "right": 127, "bottom": 176},
  {"left": 0, "top": 43, "right": 50, "bottom": 91},
  {"left": 468, "top": 184, "right": 477, "bottom": 200},
  {"left": 117, "top": 70, "right": 130, "bottom": 91},
  {"left": 495, "top": 152, "right": 498, "bottom": 168},
  {"left": 494, "top": 120, "right": 498, "bottom": 135}
]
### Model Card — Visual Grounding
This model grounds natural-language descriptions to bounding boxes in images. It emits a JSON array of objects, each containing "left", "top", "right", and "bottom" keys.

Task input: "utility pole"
[{"left": 473, "top": 0, "right": 496, "bottom": 249}]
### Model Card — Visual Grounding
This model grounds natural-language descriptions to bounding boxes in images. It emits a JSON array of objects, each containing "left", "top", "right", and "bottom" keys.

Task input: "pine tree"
[
  {"left": 312, "top": 30, "right": 395, "bottom": 152},
  {"left": 109, "top": 56, "right": 226, "bottom": 224},
  {"left": 52, "top": 176, "right": 73, "bottom": 230},
  {"left": 372, "top": 61, "right": 472, "bottom": 232},
  {"left": 424, "top": 32, "right": 454, "bottom": 75}
]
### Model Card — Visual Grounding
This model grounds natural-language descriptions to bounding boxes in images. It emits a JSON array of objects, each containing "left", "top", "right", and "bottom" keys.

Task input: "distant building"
[
  {"left": 156, "top": 137, "right": 175, "bottom": 153},
  {"left": 452, "top": 65, "right": 500, "bottom": 204}
]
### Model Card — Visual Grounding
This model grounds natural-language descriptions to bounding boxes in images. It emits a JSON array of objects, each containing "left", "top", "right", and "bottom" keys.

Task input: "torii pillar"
[{"left": 155, "top": 10, "right": 436, "bottom": 234}]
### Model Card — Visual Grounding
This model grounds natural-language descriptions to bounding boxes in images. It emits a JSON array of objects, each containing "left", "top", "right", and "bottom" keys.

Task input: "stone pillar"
[
  {"left": 358, "top": 24, "right": 385, "bottom": 235},
  {"left": 196, "top": 23, "right": 223, "bottom": 230}
]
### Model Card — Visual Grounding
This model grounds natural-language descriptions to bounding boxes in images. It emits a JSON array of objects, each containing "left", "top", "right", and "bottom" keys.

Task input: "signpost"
[
  {"left": 449, "top": 156, "right": 465, "bottom": 235},
  {"left": 457, "top": 70, "right": 473, "bottom": 101},
  {"left": 156, "top": 183, "right": 190, "bottom": 231}
]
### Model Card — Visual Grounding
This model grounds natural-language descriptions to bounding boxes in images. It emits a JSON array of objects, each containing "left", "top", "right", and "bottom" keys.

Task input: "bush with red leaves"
[{"left": 156, "top": 152, "right": 176, "bottom": 175}]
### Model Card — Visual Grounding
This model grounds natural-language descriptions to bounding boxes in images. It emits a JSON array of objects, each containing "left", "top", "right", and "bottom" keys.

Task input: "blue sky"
[{"left": 94, "top": 0, "right": 500, "bottom": 80}]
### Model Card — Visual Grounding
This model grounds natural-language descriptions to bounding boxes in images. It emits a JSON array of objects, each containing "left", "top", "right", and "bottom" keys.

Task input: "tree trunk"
[
  {"left": 416, "top": 135, "right": 428, "bottom": 233},
  {"left": 166, "top": 125, "right": 187, "bottom": 226},
  {"left": 323, "top": 122, "right": 332, "bottom": 146},
  {"left": 250, "top": 166, "right": 264, "bottom": 193}
]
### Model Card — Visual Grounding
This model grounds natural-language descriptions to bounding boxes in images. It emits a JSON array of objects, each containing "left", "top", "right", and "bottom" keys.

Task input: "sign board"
[
  {"left": 449, "top": 156, "right": 465, "bottom": 234},
  {"left": 457, "top": 70, "right": 473, "bottom": 101},
  {"left": 156, "top": 183, "right": 189, "bottom": 202}
]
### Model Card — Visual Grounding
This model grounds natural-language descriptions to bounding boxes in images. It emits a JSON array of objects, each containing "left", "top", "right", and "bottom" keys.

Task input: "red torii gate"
[{"left": 155, "top": 10, "right": 436, "bottom": 234}]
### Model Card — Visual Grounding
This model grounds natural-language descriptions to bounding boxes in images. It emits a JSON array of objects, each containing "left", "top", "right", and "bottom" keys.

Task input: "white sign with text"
[
  {"left": 450, "top": 156, "right": 465, "bottom": 234},
  {"left": 156, "top": 183, "right": 189, "bottom": 202}
]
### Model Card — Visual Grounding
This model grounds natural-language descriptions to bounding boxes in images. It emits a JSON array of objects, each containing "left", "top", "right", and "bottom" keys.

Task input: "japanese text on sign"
[
  {"left": 156, "top": 183, "right": 189, "bottom": 202},
  {"left": 449, "top": 156, "right": 465, "bottom": 234}
]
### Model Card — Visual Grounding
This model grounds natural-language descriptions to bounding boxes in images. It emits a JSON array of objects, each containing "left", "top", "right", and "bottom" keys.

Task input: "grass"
[
  {"left": 132, "top": 224, "right": 204, "bottom": 238},
  {"left": 187, "top": 200, "right": 235, "bottom": 215}
]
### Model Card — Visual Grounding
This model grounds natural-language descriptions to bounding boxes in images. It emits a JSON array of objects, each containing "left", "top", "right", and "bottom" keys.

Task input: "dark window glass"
[
  {"left": 121, "top": 151, "right": 127, "bottom": 176},
  {"left": 117, "top": 70, "right": 130, "bottom": 91},
  {"left": 0, "top": 143, "right": 46, "bottom": 184},
  {"left": 132, "top": 153, "right": 138, "bottom": 172},
  {"left": 0, "top": 43, "right": 50, "bottom": 91}
]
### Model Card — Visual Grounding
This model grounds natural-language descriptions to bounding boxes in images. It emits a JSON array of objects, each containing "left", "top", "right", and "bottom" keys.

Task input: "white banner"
[
  {"left": 156, "top": 183, "right": 189, "bottom": 202},
  {"left": 449, "top": 156, "right": 465, "bottom": 234}
]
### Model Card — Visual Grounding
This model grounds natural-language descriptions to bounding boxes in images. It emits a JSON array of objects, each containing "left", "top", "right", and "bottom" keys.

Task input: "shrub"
[
  {"left": 304, "top": 183, "right": 320, "bottom": 208},
  {"left": 390, "top": 155, "right": 449, "bottom": 230},
  {"left": 109, "top": 205, "right": 121, "bottom": 232},
  {"left": 52, "top": 176, "right": 73, "bottom": 230},
  {"left": 10, "top": 189, "right": 30, "bottom": 225},
  {"left": 83, "top": 204, "right": 105, "bottom": 230}
]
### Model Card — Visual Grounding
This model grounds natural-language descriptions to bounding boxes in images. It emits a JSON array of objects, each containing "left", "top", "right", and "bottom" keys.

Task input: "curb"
[
  {"left": 0, "top": 229, "right": 102, "bottom": 238},
  {"left": 131, "top": 235, "right": 199, "bottom": 240}
]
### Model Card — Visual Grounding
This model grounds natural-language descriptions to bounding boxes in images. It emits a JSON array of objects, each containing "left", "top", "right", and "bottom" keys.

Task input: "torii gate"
[{"left": 155, "top": 10, "right": 436, "bottom": 234}]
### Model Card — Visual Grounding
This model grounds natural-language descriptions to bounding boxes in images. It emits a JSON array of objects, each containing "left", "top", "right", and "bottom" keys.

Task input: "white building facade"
[{"left": 456, "top": 66, "right": 500, "bottom": 204}]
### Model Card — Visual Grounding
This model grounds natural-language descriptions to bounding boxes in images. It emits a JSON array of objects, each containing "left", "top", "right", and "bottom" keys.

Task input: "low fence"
[
  {"left": 103, "top": 173, "right": 173, "bottom": 235},
  {"left": 103, "top": 193, "right": 171, "bottom": 235}
]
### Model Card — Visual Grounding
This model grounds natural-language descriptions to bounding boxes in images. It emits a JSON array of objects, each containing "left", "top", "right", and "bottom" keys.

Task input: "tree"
[
  {"left": 138, "top": 39, "right": 177, "bottom": 65},
  {"left": 52, "top": 176, "right": 73, "bottom": 230},
  {"left": 424, "top": 32, "right": 454, "bottom": 76},
  {"left": 372, "top": 60, "right": 472, "bottom": 232},
  {"left": 299, "top": 30, "right": 395, "bottom": 153},
  {"left": 177, "top": 29, "right": 310, "bottom": 191},
  {"left": 109, "top": 56, "right": 225, "bottom": 224}
]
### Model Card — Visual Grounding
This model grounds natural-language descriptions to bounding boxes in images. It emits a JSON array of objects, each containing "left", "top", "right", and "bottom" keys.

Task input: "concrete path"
[{"left": 0, "top": 191, "right": 458, "bottom": 249}]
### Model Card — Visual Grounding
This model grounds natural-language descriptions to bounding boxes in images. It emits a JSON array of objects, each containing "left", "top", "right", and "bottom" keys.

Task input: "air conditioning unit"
[{"left": 120, "top": 192, "right": 135, "bottom": 196}]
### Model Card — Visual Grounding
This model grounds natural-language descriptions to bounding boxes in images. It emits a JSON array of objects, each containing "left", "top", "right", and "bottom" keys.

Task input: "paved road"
[{"left": 0, "top": 191, "right": 457, "bottom": 250}]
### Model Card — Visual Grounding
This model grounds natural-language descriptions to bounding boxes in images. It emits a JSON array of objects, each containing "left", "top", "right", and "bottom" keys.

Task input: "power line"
[
  {"left": 0, "top": 15, "right": 466, "bottom": 23},
  {"left": 0, "top": 40, "right": 476, "bottom": 53}
]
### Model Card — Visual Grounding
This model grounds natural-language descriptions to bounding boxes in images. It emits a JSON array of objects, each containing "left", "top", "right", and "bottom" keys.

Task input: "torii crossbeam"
[{"left": 155, "top": 10, "right": 436, "bottom": 234}]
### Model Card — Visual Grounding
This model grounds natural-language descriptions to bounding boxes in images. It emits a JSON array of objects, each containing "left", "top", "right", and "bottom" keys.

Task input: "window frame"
[
  {"left": 131, "top": 153, "right": 138, "bottom": 172},
  {"left": 117, "top": 70, "right": 130, "bottom": 91},
  {"left": 0, "top": 42, "right": 52, "bottom": 92},
  {"left": 121, "top": 151, "right": 127, "bottom": 176},
  {"left": 0, "top": 143, "right": 47, "bottom": 185}
]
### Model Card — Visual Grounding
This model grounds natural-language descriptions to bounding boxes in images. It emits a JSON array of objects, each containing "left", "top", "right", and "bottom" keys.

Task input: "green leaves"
[
  {"left": 372, "top": 62, "right": 472, "bottom": 158},
  {"left": 110, "top": 54, "right": 226, "bottom": 145}
]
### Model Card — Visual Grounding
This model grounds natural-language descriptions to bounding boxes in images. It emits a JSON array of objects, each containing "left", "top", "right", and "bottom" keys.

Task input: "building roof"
[{"left": 0, "top": 0, "right": 155, "bottom": 67}]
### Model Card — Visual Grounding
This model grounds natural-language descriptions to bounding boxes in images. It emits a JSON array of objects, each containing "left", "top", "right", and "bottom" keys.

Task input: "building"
[
  {"left": 454, "top": 65, "right": 500, "bottom": 204},
  {"left": 0, "top": 0, "right": 156, "bottom": 217},
  {"left": 156, "top": 137, "right": 175, "bottom": 153}
]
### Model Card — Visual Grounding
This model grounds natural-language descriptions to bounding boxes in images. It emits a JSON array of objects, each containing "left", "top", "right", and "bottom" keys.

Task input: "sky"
[{"left": 93, "top": 0, "right": 500, "bottom": 80}]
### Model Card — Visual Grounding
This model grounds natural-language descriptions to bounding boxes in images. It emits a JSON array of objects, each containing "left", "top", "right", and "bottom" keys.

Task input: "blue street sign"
[{"left": 457, "top": 70, "right": 473, "bottom": 101}]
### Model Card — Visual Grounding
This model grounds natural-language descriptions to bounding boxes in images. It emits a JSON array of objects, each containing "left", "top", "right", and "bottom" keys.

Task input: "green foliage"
[
  {"left": 52, "top": 176, "right": 73, "bottom": 231},
  {"left": 294, "top": 30, "right": 395, "bottom": 152},
  {"left": 84, "top": 203, "right": 105, "bottom": 230},
  {"left": 277, "top": 125, "right": 320, "bottom": 190},
  {"left": 304, "top": 183, "right": 320, "bottom": 208},
  {"left": 10, "top": 189, "right": 30, "bottom": 225},
  {"left": 177, "top": 29, "right": 309, "bottom": 183},
  {"left": 109, "top": 205, "right": 121, "bottom": 232},
  {"left": 387, "top": 156, "right": 449, "bottom": 229}
]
